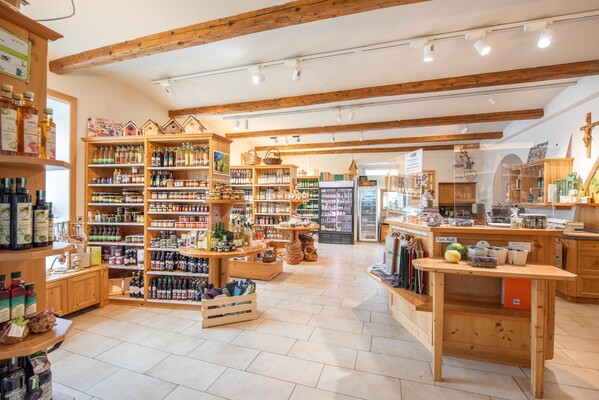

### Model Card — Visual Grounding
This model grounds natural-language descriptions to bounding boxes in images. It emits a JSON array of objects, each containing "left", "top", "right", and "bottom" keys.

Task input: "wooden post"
[
  {"left": 531, "top": 279, "right": 547, "bottom": 398},
  {"left": 432, "top": 271, "right": 445, "bottom": 381}
]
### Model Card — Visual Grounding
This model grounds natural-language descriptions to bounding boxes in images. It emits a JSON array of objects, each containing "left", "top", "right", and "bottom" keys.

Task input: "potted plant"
[{"left": 590, "top": 176, "right": 599, "bottom": 203}]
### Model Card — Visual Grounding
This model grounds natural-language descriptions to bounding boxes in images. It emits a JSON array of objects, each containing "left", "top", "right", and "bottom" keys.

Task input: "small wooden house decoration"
[
  {"left": 121, "top": 121, "right": 141, "bottom": 136},
  {"left": 162, "top": 118, "right": 183, "bottom": 135},
  {"left": 349, "top": 159, "right": 358, "bottom": 176},
  {"left": 182, "top": 115, "right": 207, "bottom": 134},
  {"left": 141, "top": 119, "right": 162, "bottom": 136}
]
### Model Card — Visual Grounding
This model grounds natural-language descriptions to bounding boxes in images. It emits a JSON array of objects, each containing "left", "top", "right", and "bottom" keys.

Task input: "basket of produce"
[
  {"left": 28, "top": 309, "right": 57, "bottom": 334},
  {"left": 242, "top": 149, "right": 262, "bottom": 166},
  {"left": 263, "top": 148, "right": 282, "bottom": 165},
  {"left": 0, "top": 316, "right": 29, "bottom": 345},
  {"left": 260, "top": 249, "right": 277, "bottom": 263}
]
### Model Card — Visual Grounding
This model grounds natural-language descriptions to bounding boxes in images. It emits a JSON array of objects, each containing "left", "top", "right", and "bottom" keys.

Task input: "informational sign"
[
  {"left": 436, "top": 237, "right": 457, "bottom": 243},
  {"left": 0, "top": 28, "right": 31, "bottom": 82},
  {"left": 508, "top": 242, "right": 532, "bottom": 251},
  {"left": 405, "top": 149, "right": 423, "bottom": 174}
]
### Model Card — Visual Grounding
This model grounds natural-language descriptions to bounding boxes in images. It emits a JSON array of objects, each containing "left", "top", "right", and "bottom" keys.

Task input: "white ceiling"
[{"left": 22, "top": 0, "right": 599, "bottom": 149}]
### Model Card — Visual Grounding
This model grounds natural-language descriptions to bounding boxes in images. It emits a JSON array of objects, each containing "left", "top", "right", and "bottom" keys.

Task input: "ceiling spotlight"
[
  {"left": 285, "top": 59, "right": 303, "bottom": 82},
  {"left": 270, "top": 136, "right": 278, "bottom": 144},
  {"left": 249, "top": 65, "right": 266, "bottom": 85},
  {"left": 330, "top": 133, "right": 335, "bottom": 143},
  {"left": 335, "top": 109, "right": 343, "bottom": 123},
  {"left": 285, "top": 136, "right": 289, "bottom": 145},
  {"left": 488, "top": 93, "right": 497, "bottom": 105},
  {"left": 159, "top": 79, "right": 176, "bottom": 97},
  {"left": 293, "top": 135, "right": 301, "bottom": 143},
  {"left": 359, "top": 131, "right": 364, "bottom": 141},
  {"left": 347, "top": 109, "right": 355, "bottom": 121},
  {"left": 234, "top": 119, "right": 240, "bottom": 130},
  {"left": 466, "top": 30, "right": 491, "bottom": 56},
  {"left": 244, "top": 118, "right": 249, "bottom": 130},
  {"left": 461, "top": 125, "right": 469, "bottom": 134},
  {"left": 537, "top": 28, "right": 554, "bottom": 48},
  {"left": 524, "top": 21, "right": 553, "bottom": 48},
  {"left": 423, "top": 43, "right": 434, "bottom": 63}
]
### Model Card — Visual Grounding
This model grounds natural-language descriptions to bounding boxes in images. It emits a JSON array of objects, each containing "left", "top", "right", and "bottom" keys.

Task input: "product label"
[
  {"left": 48, "top": 219, "right": 54, "bottom": 242},
  {"left": 46, "top": 125, "right": 56, "bottom": 159},
  {"left": 0, "top": 203, "right": 10, "bottom": 246},
  {"left": 10, "top": 294, "right": 24, "bottom": 319},
  {"left": 33, "top": 209, "right": 49, "bottom": 244},
  {"left": 17, "top": 202, "right": 32, "bottom": 245},
  {"left": 0, "top": 298, "right": 9, "bottom": 323},
  {"left": 1, "top": 108, "right": 17, "bottom": 152},
  {"left": 5, "top": 386, "right": 26, "bottom": 400},
  {"left": 41, "top": 380, "right": 52, "bottom": 400},
  {"left": 23, "top": 113, "right": 39, "bottom": 156},
  {"left": 25, "top": 294, "right": 36, "bottom": 315}
]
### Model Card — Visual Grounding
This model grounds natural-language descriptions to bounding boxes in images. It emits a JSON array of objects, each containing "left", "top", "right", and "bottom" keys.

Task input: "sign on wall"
[
  {"left": 0, "top": 28, "right": 31, "bottom": 82},
  {"left": 405, "top": 149, "right": 423, "bottom": 174}
]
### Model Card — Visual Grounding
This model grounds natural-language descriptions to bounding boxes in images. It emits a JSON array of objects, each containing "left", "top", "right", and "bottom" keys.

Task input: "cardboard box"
[{"left": 87, "top": 246, "right": 102, "bottom": 266}]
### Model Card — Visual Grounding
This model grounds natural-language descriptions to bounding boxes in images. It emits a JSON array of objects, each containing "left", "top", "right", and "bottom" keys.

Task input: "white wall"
[{"left": 47, "top": 72, "right": 169, "bottom": 217}]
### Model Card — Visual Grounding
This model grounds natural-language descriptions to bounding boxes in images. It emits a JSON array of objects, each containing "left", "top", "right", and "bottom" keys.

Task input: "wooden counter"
[
  {"left": 556, "top": 235, "right": 599, "bottom": 302},
  {"left": 46, "top": 266, "right": 108, "bottom": 316}
]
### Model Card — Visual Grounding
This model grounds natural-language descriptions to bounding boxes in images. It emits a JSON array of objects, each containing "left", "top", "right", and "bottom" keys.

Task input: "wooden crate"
[
  {"left": 201, "top": 292, "right": 257, "bottom": 328},
  {"left": 230, "top": 258, "right": 283, "bottom": 281}
]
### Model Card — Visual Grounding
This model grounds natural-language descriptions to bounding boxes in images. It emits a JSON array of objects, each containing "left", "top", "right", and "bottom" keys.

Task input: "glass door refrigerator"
[
  {"left": 318, "top": 180, "right": 355, "bottom": 244},
  {"left": 358, "top": 187, "right": 379, "bottom": 242}
]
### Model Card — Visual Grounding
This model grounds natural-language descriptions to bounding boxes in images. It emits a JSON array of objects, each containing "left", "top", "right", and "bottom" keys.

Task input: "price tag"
[
  {"left": 436, "top": 237, "right": 457, "bottom": 243},
  {"left": 7, "top": 323, "right": 25, "bottom": 338}
]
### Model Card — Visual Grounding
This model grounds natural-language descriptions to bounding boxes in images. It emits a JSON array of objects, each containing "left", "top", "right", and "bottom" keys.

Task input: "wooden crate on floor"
[
  {"left": 230, "top": 258, "right": 283, "bottom": 281},
  {"left": 201, "top": 292, "right": 257, "bottom": 328}
]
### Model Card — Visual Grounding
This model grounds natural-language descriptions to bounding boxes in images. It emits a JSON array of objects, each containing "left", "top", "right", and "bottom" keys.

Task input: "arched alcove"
[{"left": 492, "top": 154, "right": 524, "bottom": 205}]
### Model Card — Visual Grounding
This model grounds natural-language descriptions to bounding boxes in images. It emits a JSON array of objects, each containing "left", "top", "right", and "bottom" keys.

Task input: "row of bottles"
[
  {"left": 1, "top": 355, "right": 51, "bottom": 400},
  {"left": 297, "top": 178, "right": 319, "bottom": 188},
  {"left": 148, "top": 203, "right": 208, "bottom": 213},
  {"left": 150, "top": 143, "right": 209, "bottom": 167},
  {"left": 108, "top": 248, "right": 141, "bottom": 267},
  {"left": 150, "top": 251, "right": 209, "bottom": 273},
  {"left": 149, "top": 215, "right": 208, "bottom": 229},
  {"left": 149, "top": 171, "right": 207, "bottom": 188},
  {"left": 92, "top": 145, "right": 144, "bottom": 165},
  {"left": 231, "top": 205, "right": 253, "bottom": 218},
  {"left": 194, "top": 221, "right": 253, "bottom": 251},
  {"left": 149, "top": 277, "right": 207, "bottom": 302},
  {"left": 111, "top": 168, "right": 145, "bottom": 184},
  {"left": 231, "top": 169, "right": 253, "bottom": 185},
  {"left": 149, "top": 231, "right": 187, "bottom": 250},
  {"left": 254, "top": 216, "right": 287, "bottom": 226},
  {"left": 129, "top": 272, "right": 144, "bottom": 298},
  {"left": 0, "top": 86, "right": 56, "bottom": 159},
  {"left": 256, "top": 171, "right": 291, "bottom": 184},
  {"left": 256, "top": 203, "right": 290, "bottom": 214},
  {"left": 256, "top": 188, "right": 289, "bottom": 200},
  {"left": 260, "top": 227, "right": 283, "bottom": 240},
  {"left": 90, "top": 191, "right": 144, "bottom": 204},
  {"left": 0, "top": 272, "right": 36, "bottom": 323},
  {"left": 88, "top": 208, "right": 144, "bottom": 223},
  {"left": 0, "top": 179, "right": 54, "bottom": 250},
  {"left": 149, "top": 191, "right": 205, "bottom": 200}
]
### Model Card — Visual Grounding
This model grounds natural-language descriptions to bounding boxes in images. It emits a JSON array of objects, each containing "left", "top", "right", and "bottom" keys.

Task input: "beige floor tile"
[
  {"left": 168, "top": 308, "right": 204, "bottom": 321},
  {"left": 559, "top": 349, "right": 599, "bottom": 369},
  {"left": 139, "top": 330, "right": 205, "bottom": 356},
  {"left": 95, "top": 342, "right": 169, "bottom": 373},
  {"left": 298, "top": 293, "right": 343, "bottom": 306},
  {"left": 139, "top": 314, "right": 197, "bottom": 333},
  {"left": 255, "top": 296, "right": 281, "bottom": 308},
  {"left": 102, "top": 307, "right": 157, "bottom": 324},
  {"left": 61, "top": 331, "right": 120, "bottom": 358},
  {"left": 257, "top": 318, "right": 314, "bottom": 340},
  {"left": 362, "top": 321, "right": 415, "bottom": 341},
  {"left": 317, "top": 365, "right": 402, "bottom": 400},
  {"left": 286, "top": 285, "right": 326, "bottom": 296},
  {"left": 146, "top": 354, "right": 226, "bottom": 391},
  {"left": 309, "top": 327, "right": 372, "bottom": 351},
  {"left": 247, "top": 352, "right": 324, "bottom": 386},
  {"left": 188, "top": 340, "right": 259, "bottom": 370},
  {"left": 337, "top": 285, "right": 378, "bottom": 296},
  {"left": 320, "top": 305, "right": 371, "bottom": 321},
  {"left": 547, "top": 348, "right": 579, "bottom": 367},
  {"left": 514, "top": 376, "right": 599, "bottom": 400},
  {"left": 535, "top": 363, "right": 599, "bottom": 390},
  {"left": 555, "top": 334, "right": 599, "bottom": 352},
  {"left": 341, "top": 299, "right": 389, "bottom": 313},
  {"left": 290, "top": 385, "right": 361, "bottom": 400},
  {"left": 436, "top": 365, "right": 527, "bottom": 400},
  {"left": 86, "top": 304, "right": 129, "bottom": 316},
  {"left": 52, "top": 354, "right": 119, "bottom": 391},
  {"left": 301, "top": 282, "right": 340, "bottom": 291},
  {"left": 207, "top": 368, "right": 295, "bottom": 400},
  {"left": 262, "top": 307, "right": 314, "bottom": 324},
  {"left": 401, "top": 380, "right": 490, "bottom": 400},
  {"left": 288, "top": 340, "right": 357, "bottom": 369},
  {"left": 95, "top": 320, "right": 158, "bottom": 342},
  {"left": 260, "top": 289, "right": 302, "bottom": 301},
  {"left": 370, "top": 311, "right": 400, "bottom": 325},
  {"left": 356, "top": 350, "right": 433, "bottom": 383},
  {"left": 231, "top": 330, "right": 296, "bottom": 355},
  {"left": 164, "top": 386, "right": 225, "bottom": 400},
  {"left": 371, "top": 336, "right": 432, "bottom": 362},
  {"left": 308, "top": 314, "right": 364, "bottom": 333},
  {"left": 322, "top": 290, "right": 365, "bottom": 301},
  {"left": 47, "top": 348, "right": 72, "bottom": 364},
  {"left": 276, "top": 299, "right": 324, "bottom": 314},
  {"left": 87, "top": 368, "right": 176, "bottom": 400},
  {"left": 182, "top": 322, "right": 243, "bottom": 343},
  {"left": 69, "top": 313, "right": 118, "bottom": 332},
  {"left": 141, "top": 306, "right": 174, "bottom": 314},
  {"left": 52, "top": 382, "right": 93, "bottom": 400},
  {"left": 561, "top": 325, "right": 599, "bottom": 340},
  {"left": 442, "top": 356, "right": 527, "bottom": 378},
  {"left": 226, "top": 316, "right": 265, "bottom": 330}
]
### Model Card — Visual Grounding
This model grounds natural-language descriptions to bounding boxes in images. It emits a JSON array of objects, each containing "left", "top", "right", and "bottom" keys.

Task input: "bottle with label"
[
  {"left": 2, "top": 357, "right": 26, "bottom": 400},
  {"left": 0, "top": 275, "right": 9, "bottom": 323},
  {"left": 537, "top": 170, "right": 544, "bottom": 188},
  {"left": 10, "top": 178, "right": 32, "bottom": 250},
  {"left": 32, "top": 190, "right": 49, "bottom": 247},
  {"left": 24, "top": 283, "right": 36, "bottom": 315},
  {"left": 47, "top": 202, "right": 54, "bottom": 244},
  {"left": 8, "top": 272, "right": 24, "bottom": 319},
  {"left": 0, "top": 178, "right": 12, "bottom": 250},
  {"left": 17, "top": 91, "right": 39, "bottom": 157},
  {"left": 0, "top": 84, "right": 17, "bottom": 155},
  {"left": 40, "top": 108, "right": 56, "bottom": 160}
]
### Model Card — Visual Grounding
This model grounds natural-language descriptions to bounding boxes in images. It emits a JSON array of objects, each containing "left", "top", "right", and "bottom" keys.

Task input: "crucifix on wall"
[{"left": 581, "top": 112, "right": 599, "bottom": 158}]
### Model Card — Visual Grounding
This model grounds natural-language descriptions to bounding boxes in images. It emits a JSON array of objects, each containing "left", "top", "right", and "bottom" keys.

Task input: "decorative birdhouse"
[
  {"left": 161, "top": 118, "right": 183, "bottom": 135},
  {"left": 121, "top": 121, "right": 141, "bottom": 136},
  {"left": 349, "top": 159, "right": 358, "bottom": 176},
  {"left": 182, "top": 115, "right": 207, "bottom": 134},
  {"left": 141, "top": 119, "right": 162, "bottom": 136}
]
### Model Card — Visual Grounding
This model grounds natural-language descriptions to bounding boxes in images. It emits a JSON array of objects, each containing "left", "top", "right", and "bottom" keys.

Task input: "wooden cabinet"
[
  {"left": 46, "top": 280, "right": 68, "bottom": 316},
  {"left": 438, "top": 182, "right": 476, "bottom": 205},
  {"left": 557, "top": 238, "right": 599, "bottom": 301},
  {"left": 46, "top": 266, "right": 106, "bottom": 316},
  {"left": 509, "top": 158, "right": 573, "bottom": 205},
  {"left": 68, "top": 272, "right": 101, "bottom": 312}
]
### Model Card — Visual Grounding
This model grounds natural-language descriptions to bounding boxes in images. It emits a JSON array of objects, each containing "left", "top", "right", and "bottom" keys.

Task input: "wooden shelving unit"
[
  {"left": 509, "top": 158, "right": 573, "bottom": 206},
  {"left": 296, "top": 176, "right": 319, "bottom": 224},
  {"left": 0, "top": 318, "right": 72, "bottom": 359}
]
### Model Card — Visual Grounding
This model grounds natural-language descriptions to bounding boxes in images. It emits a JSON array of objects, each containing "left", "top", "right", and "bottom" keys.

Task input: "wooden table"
[
  {"left": 179, "top": 242, "right": 267, "bottom": 287},
  {"left": 413, "top": 258, "right": 576, "bottom": 398},
  {"left": 273, "top": 223, "right": 319, "bottom": 242}
]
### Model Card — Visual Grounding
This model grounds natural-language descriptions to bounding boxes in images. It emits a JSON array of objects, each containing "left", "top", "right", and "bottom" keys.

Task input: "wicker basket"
[
  {"left": 285, "top": 240, "right": 304, "bottom": 265},
  {"left": 263, "top": 148, "right": 282, "bottom": 165},
  {"left": 260, "top": 249, "right": 277, "bottom": 263},
  {"left": 242, "top": 149, "right": 262, "bottom": 166}
]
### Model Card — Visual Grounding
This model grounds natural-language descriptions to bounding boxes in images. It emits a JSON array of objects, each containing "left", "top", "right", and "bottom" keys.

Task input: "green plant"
[{"left": 591, "top": 177, "right": 599, "bottom": 193}]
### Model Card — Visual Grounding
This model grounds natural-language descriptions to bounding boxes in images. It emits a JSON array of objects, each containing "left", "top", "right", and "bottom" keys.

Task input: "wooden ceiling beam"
[
  {"left": 279, "top": 144, "right": 456, "bottom": 156},
  {"left": 49, "top": 0, "right": 427, "bottom": 75},
  {"left": 226, "top": 109, "right": 542, "bottom": 139},
  {"left": 170, "top": 60, "right": 599, "bottom": 117},
  {"left": 254, "top": 131, "right": 501, "bottom": 151}
]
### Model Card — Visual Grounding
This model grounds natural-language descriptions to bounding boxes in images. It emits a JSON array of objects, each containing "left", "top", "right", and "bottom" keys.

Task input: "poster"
[
  {"left": 526, "top": 141, "right": 549, "bottom": 162},
  {"left": 213, "top": 150, "right": 230, "bottom": 174},
  {"left": 404, "top": 149, "right": 423, "bottom": 174},
  {"left": 87, "top": 117, "right": 123, "bottom": 137},
  {"left": 0, "top": 28, "right": 31, "bottom": 82}
]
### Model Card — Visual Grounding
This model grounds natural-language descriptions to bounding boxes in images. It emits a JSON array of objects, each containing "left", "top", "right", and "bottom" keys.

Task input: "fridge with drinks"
[
  {"left": 358, "top": 187, "right": 379, "bottom": 242},
  {"left": 318, "top": 181, "right": 355, "bottom": 244}
]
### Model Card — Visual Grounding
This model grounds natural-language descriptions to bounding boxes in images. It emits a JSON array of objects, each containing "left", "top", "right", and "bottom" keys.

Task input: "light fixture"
[
  {"left": 410, "top": 39, "right": 434, "bottom": 63},
  {"left": 466, "top": 30, "right": 491, "bottom": 56},
  {"left": 285, "top": 59, "right": 303, "bottom": 81},
  {"left": 293, "top": 135, "right": 301, "bottom": 143},
  {"left": 488, "top": 93, "right": 497, "bottom": 105},
  {"left": 159, "top": 79, "right": 176, "bottom": 97},
  {"left": 244, "top": 118, "right": 249, "bottom": 130},
  {"left": 335, "top": 109, "right": 343, "bottom": 123},
  {"left": 249, "top": 65, "right": 265, "bottom": 85},
  {"left": 234, "top": 119, "right": 240, "bottom": 130},
  {"left": 537, "top": 28, "right": 554, "bottom": 48},
  {"left": 359, "top": 131, "right": 364, "bottom": 141},
  {"left": 270, "top": 136, "right": 278, "bottom": 144},
  {"left": 331, "top": 133, "right": 335, "bottom": 143},
  {"left": 285, "top": 136, "right": 289, "bottom": 145},
  {"left": 347, "top": 109, "right": 355, "bottom": 121},
  {"left": 460, "top": 125, "right": 469, "bottom": 134},
  {"left": 523, "top": 21, "right": 553, "bottom": 48}
]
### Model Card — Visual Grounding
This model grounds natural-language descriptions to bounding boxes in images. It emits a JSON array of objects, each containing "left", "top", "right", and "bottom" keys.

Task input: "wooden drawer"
[
  {"left": 580, "top": 241, "right": 599, "bottom": 253},
  {"left": 578, "top": 253, "right": 599, "bottom": 275},
  {"left": 577, "top": 275, "right": 599, "bottom": 299},
  {"left": 46, "top": 280, "right": 68, "bottom": 317},
  {"left": 68, "top": 271, "right": 101, "bottom": 313}
]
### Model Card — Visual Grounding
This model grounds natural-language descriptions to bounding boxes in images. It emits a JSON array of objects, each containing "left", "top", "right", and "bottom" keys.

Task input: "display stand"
[{"left": 273, "top": 223, "right": 319, "bottom": 242}]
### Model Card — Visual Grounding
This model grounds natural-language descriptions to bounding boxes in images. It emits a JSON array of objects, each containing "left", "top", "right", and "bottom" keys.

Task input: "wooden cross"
[{"left": 580, "top": 112, "right": 599, "bottom": 158}]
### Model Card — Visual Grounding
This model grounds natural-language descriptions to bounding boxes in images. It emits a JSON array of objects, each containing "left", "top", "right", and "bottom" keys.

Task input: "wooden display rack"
[
  {"left": 201, "top": 292, "right": 257, "bottom": 328},
  {"left": 509, "top": 158, "right": 573, "bottom": 206}
]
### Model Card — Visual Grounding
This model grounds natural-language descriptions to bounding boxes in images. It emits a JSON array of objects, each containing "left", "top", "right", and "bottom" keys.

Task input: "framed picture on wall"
[
  {"left": 213, "top": 150, "right": 230, "bottom": 174},
  {"left": 527, "top": 141, "right": 549, "bottom": 162}
]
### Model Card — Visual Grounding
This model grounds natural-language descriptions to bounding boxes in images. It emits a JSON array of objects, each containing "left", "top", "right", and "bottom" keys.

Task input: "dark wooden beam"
[
  {"left": 255, "top": 131, "right": 502, "bottom": 151},
  {"left": 170, "top": 60, "right": 599, "bottom": 117},
  {"left": 49, "top": 0, "right": 427, "bottom": 75},
  {"left": 226, "top": 109, "right": 542, "bottom": 139},
  {"left": 279, "top": 144, "right": 455, "bottom": 156}
]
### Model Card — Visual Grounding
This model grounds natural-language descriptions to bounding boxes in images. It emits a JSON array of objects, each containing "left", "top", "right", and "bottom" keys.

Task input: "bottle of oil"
[
  {"left": 17, "top": 91, "right": 39, "bottom": 157},
  {"left": 0, "top": 178, "right": 12, "bottom": 250},
  {"left": 10, "top": 178, "right": 32, "bottom": 250},
  {"left": 32, "top": 190, "right": 49, "bottom": 247},
  {"left": 0, "top": 84, "right": 17, "bottom": 155},
  {"left": 40, "top": 108, "right": 56, "bottom": 160},
  {"left": 47, "top": 202, "right": 54, "bottom": 244}
]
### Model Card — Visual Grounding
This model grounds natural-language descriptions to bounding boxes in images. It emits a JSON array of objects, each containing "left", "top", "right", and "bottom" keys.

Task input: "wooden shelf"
[
  {"left": 147, "top": 199, "right": 203, "bottom": 203},
  {"left": 255, "top": 184, "right": 290, "bottom": 187},
  {"left": 147, "top": 227, "right": 206, "bottom": 232},
  {"left": 88, "top": 163, "right": 144, "bottom": 168},
  {"left": 88, "top": 242, "right": 144, "bottom": 247},
  {"left": 108, "top": 293, "right": 143, "bottom": 302},
  {"left": 148, "top": 247, "right": 180, "bottom": 252},
  {"left": 88, "top": 183, "right": 144, "bottom": 187},
  {"left": 0, "top": 155, "right": 71, "bottom": 171},
  {"left": 0, "top": 243, "right": 74, "bottom": 263},
  {"left": 179, "top": 242, "right": 266, "bottom": 259},
  {"left": 147, "top": 271, "right": 208, "bottom": 277},
  {"left": 148, "top": 187, "right": 207, "bottom": 191},
  {"left": 88, "top": 203, "right": 144, "bottom": 207},
  {"left": 147, "top": 212, "right": 209, "bottom": 215},
  {"left": 231, "top": 184, "right": 253, "bottom": 187},
  {"left": 0, "top": 318, "right": 71, "bottom": 359},
  {"left": 88, "top": 222, "right": 144, "bottom": 226},
  {"left": 147, "top": 166, "right": 209, "bottom": 171},
  {"left": 105, "top": 264, "right": 144, "bottom": 271},
  {"left": 146, "top": 299, "right": 203, "bottom": 306},
  {"left": 203, "top": 199, "right": 243, "bottom": 204},
  {"left": 254, "top": 199, "right": 290, "bottom": 202},
  {"left": 255, "top": 213, "right": 290, "bottom": 216}
]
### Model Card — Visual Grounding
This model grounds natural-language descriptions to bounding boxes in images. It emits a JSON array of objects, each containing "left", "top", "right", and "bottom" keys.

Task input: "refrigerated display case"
[
  {"left": 296, "top": 176, "right": 320, "bottom": 225},
  {"left": 318, "top": 181, "right": 354, "bottom": 244},
  {"left": 358, "top": 187, "right": 379, "bottom": 242}
]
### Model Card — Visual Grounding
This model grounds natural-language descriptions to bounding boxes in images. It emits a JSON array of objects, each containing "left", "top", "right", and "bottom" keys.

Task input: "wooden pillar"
[
  {"left": 432, "top": 271, "right": 445, "bottom": 381},
  {"left": 531, "top": 279, "right": 548, "bottom": 398}
]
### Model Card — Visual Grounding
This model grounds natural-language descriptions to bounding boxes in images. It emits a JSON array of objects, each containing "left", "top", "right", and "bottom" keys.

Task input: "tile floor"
[{"left": 52, "top": 242, "right": 599, "bottom": 400}]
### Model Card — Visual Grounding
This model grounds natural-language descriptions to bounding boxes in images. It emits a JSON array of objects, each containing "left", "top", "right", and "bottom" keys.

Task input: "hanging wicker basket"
[
  {"left": 263, "top": 148, "right": 282, "bottom": 165},
  {"left": 242, "top": 149, "right": 262, "bottom": 166}
]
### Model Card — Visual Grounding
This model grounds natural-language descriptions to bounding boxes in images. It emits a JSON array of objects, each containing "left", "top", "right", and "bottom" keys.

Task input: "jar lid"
[
  {"left": 23, "top": 91, "right": 34, "bottom": 99},
  {"left": 1, "top": 84, "right": 13, "bottom": 91},
  {"left": 24, "top": 283, "right": 35, "bottom": 290}
]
